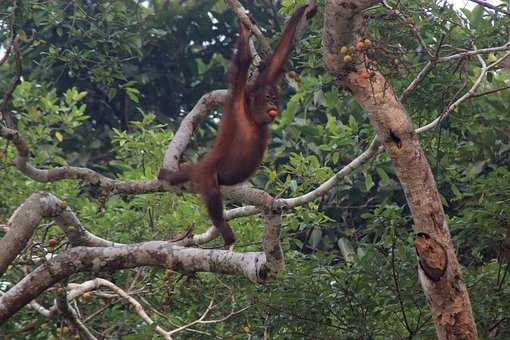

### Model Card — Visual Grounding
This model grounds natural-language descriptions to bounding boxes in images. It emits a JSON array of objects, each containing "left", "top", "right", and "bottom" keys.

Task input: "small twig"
[
  {"left": 399, "top": 61, "right": 433, "bottom": 102},
  {"left": 497, "top": 260, "right": 510, "bottom": 291},
  {"left": 167, "top": 298, "right": 250, "bottom": 335},
  {"left": 70, "top": 278, "right": 173, "bottom": 339},
  {"left": 56, "top": 282, "right": 98, "bottom": 340},
  {"left": 437, "top": 43, "right": 510, "bottom": 63},
  {"left": 468, "top": 0, "right": 510, "bottom": 16},
  {"left": 67, "top": 304, "right": 97, "bottom": 340},
  {"left": 391, "top": 242, "right": 412, "bottom": 335},
  {"left": 166, "top": 299, "right": 215, "bottom": 336},
  {"left": 488, "top": 318, "right": 507, "bottom": 335},
  {"left": 416, "top": 51, "right": 493, "bottom": 133},
  {"left": 471, "top": 84, "right": 510, "bottom": 98},
  {"left": 82, "top": 299, "right": 120, "bottom": 323},
  {"left": 1, "top": 38, "right": 22, "bottom": 129},
  {"left": 382, "top": 1, "right": 433, "bottom": 57},
  {"left": 199, "top": 305, "right": 251, "bottom": 324}
]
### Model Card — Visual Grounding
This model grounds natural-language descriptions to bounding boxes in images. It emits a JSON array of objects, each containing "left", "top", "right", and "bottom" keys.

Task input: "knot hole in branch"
[
  {"left": 415, "top": 232, "right": 448, "bottom": 282},
  {"left": 389, "top": 129, "right": 402, "bottom": 148}
]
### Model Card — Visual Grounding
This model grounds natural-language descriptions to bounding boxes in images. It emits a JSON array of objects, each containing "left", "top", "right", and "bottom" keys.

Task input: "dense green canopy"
[{"left": 0, "top": 0, "right": 509, "bottom": 338}]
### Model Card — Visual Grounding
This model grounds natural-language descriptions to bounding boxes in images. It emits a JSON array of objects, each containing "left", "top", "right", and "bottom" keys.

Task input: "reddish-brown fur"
[{"left": 159, "top": 5, "right": 316, "bottom": 246}]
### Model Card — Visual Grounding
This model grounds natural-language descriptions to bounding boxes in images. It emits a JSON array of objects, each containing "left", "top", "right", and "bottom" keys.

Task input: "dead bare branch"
[
  {"left": 72, "top": 278, "right": 172, "bottom": 339},
  {"left": 0, "top": 190, "right": 284, "bottom": 323}
]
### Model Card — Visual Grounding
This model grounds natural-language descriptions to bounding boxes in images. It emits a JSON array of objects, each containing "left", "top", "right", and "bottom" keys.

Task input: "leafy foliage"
[{"left": 1, "top": 0, "right": 510, "bottom": 338}]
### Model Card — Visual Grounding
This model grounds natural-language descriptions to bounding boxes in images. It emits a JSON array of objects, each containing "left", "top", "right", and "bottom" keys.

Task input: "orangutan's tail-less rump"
[{"left": 158, "top": 164, "right": 192, "bottom": 185}]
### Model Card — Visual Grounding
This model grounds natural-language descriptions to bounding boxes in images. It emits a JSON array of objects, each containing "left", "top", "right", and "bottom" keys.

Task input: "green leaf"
[
  {"left": 451, "top": 184, "right": 462, "bottom": 200},
  {"left": 376, "top": 168, "right": 391, "bottom": 186},
  {"left": 470, "top": 5, "right": 483, "bottom": 28},
  {"left": 55, "top": 131, "right": 64, "bottom": 142},
  {"left": 281, "top": 95, "right": 300, "bottom": 126},
  {"left": 364, "top": 172, "right": 374, "bottom": 191},
  {"left": 309, "top": 227, "right": 322, "bottom": 249},
  {"left": 126, "top": 87, "right": 140, "bottom": 103},
  {"left": 338, "top": 238, "right": 354, "bottom": 263},
  {"left": 348, "top": 115, "right": 358, "bottom": 132}
]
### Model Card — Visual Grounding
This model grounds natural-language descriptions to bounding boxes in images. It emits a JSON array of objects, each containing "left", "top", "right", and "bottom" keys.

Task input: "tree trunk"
[{"left": 322, "top": 1, "right": 478, "bottom": 338}]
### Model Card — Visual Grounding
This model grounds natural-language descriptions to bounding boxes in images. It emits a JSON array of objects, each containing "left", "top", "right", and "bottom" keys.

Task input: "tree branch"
[
  {"left": 162, "top": 90, "right": 227, "bottom": 171},
  {"left": 322, "top": 0, "right": 478, "bottom": 338},
  {"left": 417, "top": 50, "right": 510, "bottom": 134},
  {"left": 471, "top": 84, "right": 510, "bottom": 98},
  {"left": 72, "top": 278, "right": 172, "bottom": 339},
  {"left": 382, "top": 1, "right": 434, "bottom": 57},
  {"left": 0, "top": 242, "right": 265, "bottom": 323},
  {"left": 436, "top": 42, "right": 510, "bottom": 63},
  {"left": 0, "top": 191, "right": 127, "bottom": 276},
  {"left": 400, "top": 61, "right": 433, "bottom": 102},
  {"left": 0, "top": 187, "right": 285, "bottom": 323},
  {"left": 468, "top": 0, "right": 510, "bottom": 16},
  {"left": 224, "top": 0, "right": 272, "bottom": 57}
]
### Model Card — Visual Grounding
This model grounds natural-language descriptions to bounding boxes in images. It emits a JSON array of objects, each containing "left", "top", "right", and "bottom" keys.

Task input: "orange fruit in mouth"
[{"left": 267, "top": 109, "right": 278, "bottom": 118}]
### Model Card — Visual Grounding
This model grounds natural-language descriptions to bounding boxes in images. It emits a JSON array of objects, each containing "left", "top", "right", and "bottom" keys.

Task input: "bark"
[
  {"left": 0, "top": 242, "right": 265, "bottom": 323},
  {"left": 0, "top": 193, "right": 284, "bottom": 323},
  {"left": 0, "top": 192, "right": 66, "bottom": 275},
  {"left": 323, "top": 1, "right": 478, "bottom": 338},
  {"left": 0, "top": 192, "right": 125, "bottom": 276}
]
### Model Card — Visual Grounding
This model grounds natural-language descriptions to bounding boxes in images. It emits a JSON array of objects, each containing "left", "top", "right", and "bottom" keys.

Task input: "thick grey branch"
[
  {"left": 0, "top": 242, "right": 266, "bottom": 323},
  {"left": 163, "top": 90, "right": 227, "bottom": 170},
  {"left": 0, "top": 192, "right": 125, "bottom": 276},
  {"left": 0, "top": 188, "right": 284, "bottom": 323}
]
